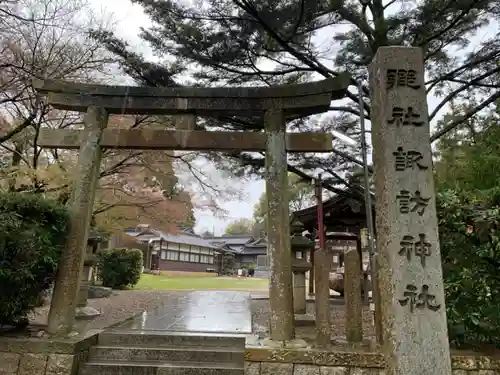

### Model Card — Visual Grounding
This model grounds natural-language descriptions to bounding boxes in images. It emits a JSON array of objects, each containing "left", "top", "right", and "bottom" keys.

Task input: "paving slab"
[{"left": 114, "top": 291, "right": 252, "bottom": 334}]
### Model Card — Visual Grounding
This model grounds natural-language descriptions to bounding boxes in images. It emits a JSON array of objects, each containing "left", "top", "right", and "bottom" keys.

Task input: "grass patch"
[{"left": 134, "top": 274, "right": 269, "bottom": 291}]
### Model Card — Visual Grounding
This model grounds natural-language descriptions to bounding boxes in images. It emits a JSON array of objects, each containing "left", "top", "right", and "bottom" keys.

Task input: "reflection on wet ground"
[{"left": 115, "top": 291, "right": 252, "bottom": 334}]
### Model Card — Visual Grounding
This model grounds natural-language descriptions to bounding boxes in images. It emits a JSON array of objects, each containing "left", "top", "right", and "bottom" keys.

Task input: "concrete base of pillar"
[{"left": 295, "top": 314, "right": 315, "bottom": 327}]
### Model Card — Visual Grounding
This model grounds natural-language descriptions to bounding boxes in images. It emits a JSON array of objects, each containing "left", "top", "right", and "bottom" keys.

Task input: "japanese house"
[
  {"left": 204, "top": 234, "right": 268, "bottom": 269},
  {"left": 109, "top": 225, "right": 220, "bottom": 273}
]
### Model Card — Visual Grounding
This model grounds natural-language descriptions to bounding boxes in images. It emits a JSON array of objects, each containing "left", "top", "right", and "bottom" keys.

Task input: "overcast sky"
[{"left": 88, "top": 0, "right": 498, "bottom": 235}]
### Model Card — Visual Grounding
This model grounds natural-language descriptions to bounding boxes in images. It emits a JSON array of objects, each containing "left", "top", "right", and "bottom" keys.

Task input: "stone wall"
[
  {"left": 245, "top": 348, "right": 500, "bottom": 375},
  {"left": 0, "top": 329, "right": 99, "bottom": 375}
]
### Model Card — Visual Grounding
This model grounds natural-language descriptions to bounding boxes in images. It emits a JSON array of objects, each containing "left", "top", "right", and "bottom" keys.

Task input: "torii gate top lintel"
[{"left": 32, "top": 73, "right": 351, "bottom": 116}]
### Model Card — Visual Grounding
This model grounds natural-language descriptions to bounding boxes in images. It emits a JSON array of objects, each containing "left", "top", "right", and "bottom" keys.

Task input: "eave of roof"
[{"left": 125, "top": 229, "right": 220, "bottom": 250}]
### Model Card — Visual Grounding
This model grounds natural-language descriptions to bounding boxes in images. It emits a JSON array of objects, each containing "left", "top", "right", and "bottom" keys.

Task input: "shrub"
[
  {"left": 220, "top": 252, "right": 235, "bottom": 275},
  {"left": 0, "top": 193, "right": 69, "bottom": 326},
  {"left": 438, "top": 189, "right": 500, "bottom": 348},
  {"left": 97, "top": 248, "right": 143, "bottom": 289},
  {"left": 248, "top": 264, "right": 255, "bottom": 277}
]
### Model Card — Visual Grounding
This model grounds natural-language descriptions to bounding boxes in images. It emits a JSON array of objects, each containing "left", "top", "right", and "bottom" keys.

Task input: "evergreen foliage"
[
  {"left": 97, "top": 248, "right": 143, "bottom": 289},
  {"left": 92, "top": 0, "right": 500, "bottom": 188},
  {"left": 0, "top": 193, "right": 69, "bottom": 326}
]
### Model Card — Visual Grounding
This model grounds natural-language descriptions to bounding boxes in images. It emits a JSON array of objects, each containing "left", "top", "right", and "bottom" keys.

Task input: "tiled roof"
[
  {"left": 204, "top": 235, "right": 254, "bottom": 246},
  {"left": 208, "top": 237, "right": 268, "bottom": 256},
  {"left": 157, "top": 231, "right": 220, "bottom": 249},
  {"left": 240, "top": 247, "right": 266, "bottom": 255},
  {"left": 128, "top": 228, "right": 220, "bottom": 250},
  {"left": 126, "top": 227, "right": 269, "bottom": 254}
]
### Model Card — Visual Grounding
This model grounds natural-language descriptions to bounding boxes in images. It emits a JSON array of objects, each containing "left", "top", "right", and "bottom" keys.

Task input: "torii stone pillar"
[
  {"left": 47, "top": 106, "right": 108, "bottom": 335},
  {"left": 265, "top": 109, "right": 295, "bottom": 341}
]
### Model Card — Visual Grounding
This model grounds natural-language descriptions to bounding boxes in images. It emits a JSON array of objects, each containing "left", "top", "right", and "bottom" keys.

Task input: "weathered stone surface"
[
  {"left": 261, "top": 362, "right": 293, "bottom": 375},
  {"left": 0, "top": 353, "right": 20, "bottom": 374},
  {"left": 328, "top": 272, "right": 344, "bottom": 294},
  {"left": 0, "top": 330, "right": 99, "bottom": 354},
  {"left": 47, "top": 92, "right": 339, "bottom": 117},
  {"left": 265, "top": 109, "right": 295, "bottom": 341},
  {"left": 243, "top": 349, "right": 385, "bottom": 368},
  {"left": 294, "top": 314, "right": 315, "bottom": 327},
  {"left": 452, "top": 354, "right": 500, "bottom": 370},
  {"left": 46, "top": 106, "right": 108, "bottom": 335},
  {"left": 33, "top": 74, "right": 351, "bottom": 116},
  {"left": 75, "top": 306, "right": 100, "bottom": 319},
  {"left": 259, "top": 338, "right": 308, "bottom": 350},
  {"left": 293, "top": 272, "right": 307, "bottom": 314},
  {"left": 88, "top": 285, "right": 112, "bottom": 299},
  {"left": 350, "top": 369, "right": 385, "bottom": 375},
  {"left": 77, "top": 279, "right": 90, "bottom": 307},
  {"left": 37, "top": 128, "right": 333, "bottom": 153},
  {"left": 245, "top": 362, "right": 261, "bottom": 375},
  {"left": 91, "top": 344, "right": 243, "bottom": 363},
  {"left": 310, "top": 352, "right": 385, "bottom": 368},
  {"left": 243, "top": 355, "right": 500, "bottom": 375},
  {"left": 243, "top": 350, "right": 500, "bottom": 373},
  {"left": 294, "top": 364, "right": 320, "bottom": 375},
  {"left": 34, "top": 74, "right": 351, "bottom": 99},
  {"left": 314, "top": 248, "right": 331, "bottom": 347},
  {"left": 18, "top": 353, "right": 47, "bottom": 375},
  {"left": 319, "top": 367, "right": 348, "bottom": 375},
  {"left": 372, "top": 253, "right": 383, "bottom": 345},
  {"left": 344, "top": 248, "right": 363, "bottom": 343},
  {"left": 369, "top": 46, "right": 452, "bottom": 375},
  {"left": 101, "top": 330, "right": 244, "bottom": 349},
  {"left": 46, "top": 354, "right": 75, "bottom": 375},
  {"left": 174, "top": 114, "right": 197, "bottom": 130}
]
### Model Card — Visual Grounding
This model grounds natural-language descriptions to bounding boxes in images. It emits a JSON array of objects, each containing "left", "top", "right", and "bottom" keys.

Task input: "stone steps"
[
  {"left": 97, "top": 330, "right": 245, "bottom": 348},
  {"left": 90, "top": 345, "right": 244, "bottom": 363},
  {"left": 79, "top": 330, "right": 245, "bottom": 375},
  {"left": 80, "top": 360, "right": 244, "bottom": 375}
]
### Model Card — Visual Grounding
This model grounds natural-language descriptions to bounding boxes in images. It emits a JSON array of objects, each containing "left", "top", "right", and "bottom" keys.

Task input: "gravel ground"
[
  {"left": 251, "top": 299, "right": 375, "bottom": 343},
  {"left": 30, "top": 290, "right": 181, "bottom": 330}
]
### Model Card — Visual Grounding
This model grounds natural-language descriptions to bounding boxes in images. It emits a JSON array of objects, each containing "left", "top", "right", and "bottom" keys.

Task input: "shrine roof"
[{"left": 290, "top": 187, "right": 375, "bottom": 230}]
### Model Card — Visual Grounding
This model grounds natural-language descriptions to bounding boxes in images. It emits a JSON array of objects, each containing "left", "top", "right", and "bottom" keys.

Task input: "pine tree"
[{"left": 92, "top": 0, "right": 500, "bottom": 189}]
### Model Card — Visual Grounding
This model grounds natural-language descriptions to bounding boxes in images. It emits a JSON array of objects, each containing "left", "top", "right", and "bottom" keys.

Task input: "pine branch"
[{"left": 430, "top": 91, "right": 500, "bottom": 142}]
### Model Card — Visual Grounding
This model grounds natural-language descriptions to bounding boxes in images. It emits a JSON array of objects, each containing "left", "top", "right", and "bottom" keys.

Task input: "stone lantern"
[
  {"left": 75, "top": 231, "right": 102, "bottom": 321},
  {"left": 290, "top": 221, "right": 314, "bottom": 315}
]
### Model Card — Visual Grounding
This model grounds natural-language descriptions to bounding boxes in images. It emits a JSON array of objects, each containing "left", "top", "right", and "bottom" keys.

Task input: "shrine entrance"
[{"left": 33, "top": 74, "right": 351, "bottom": 340}]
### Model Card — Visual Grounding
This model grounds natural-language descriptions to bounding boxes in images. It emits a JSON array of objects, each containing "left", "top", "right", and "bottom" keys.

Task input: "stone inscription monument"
[{"left": 369, "top": 47, "right": 452, "bottom": 375}]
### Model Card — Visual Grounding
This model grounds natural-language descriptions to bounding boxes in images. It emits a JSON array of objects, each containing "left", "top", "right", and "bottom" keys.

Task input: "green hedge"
[
  {"left": 97, "top": 248, "right": 143, "bottom": 289},
  {"left": 439, "top": 190, "right": 500, "bottom": 348},
  {"left": 0, "top": 193, "right": 69, "bottom": 326}
]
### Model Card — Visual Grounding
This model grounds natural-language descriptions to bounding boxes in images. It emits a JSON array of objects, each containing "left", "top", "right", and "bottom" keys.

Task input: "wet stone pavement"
[{"left": 115, "top": 291, "right": 252, "bottom": 334}]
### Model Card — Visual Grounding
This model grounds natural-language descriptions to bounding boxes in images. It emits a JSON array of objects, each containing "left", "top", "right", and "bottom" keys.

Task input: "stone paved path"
[{"left": 115, "top": 291, "right": 252, "bottom": 334}]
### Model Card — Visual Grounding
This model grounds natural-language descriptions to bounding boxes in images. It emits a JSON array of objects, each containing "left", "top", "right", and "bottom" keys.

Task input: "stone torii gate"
[{"left": 33, "top": 75, "right": 351, "bottom": 340}]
